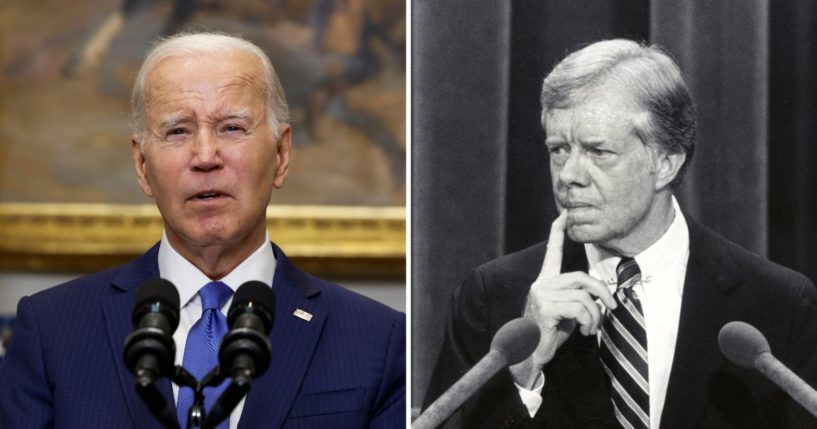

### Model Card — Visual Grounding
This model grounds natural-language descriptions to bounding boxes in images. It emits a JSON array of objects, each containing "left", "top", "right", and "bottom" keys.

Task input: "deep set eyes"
[
  {"left": 546, "top": 144, "right": 616, "bottom": 165},
  {"left": 222, "top": 124, "right": 246, "bottom": 133},
  {"left": 163, "top": 125, "right": 247, "bottom": 140}
]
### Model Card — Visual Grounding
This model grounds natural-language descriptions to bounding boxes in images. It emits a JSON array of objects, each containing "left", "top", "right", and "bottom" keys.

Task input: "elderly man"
[
  {"left": 0, "top": 33, "right": 405, "bottom": 428},
  {"left": 424, "top": 39, "right": 817, "bottom": 428}
]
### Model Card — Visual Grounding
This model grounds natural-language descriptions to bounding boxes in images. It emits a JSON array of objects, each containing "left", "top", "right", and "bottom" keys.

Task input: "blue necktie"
[{"left": 177, "top": 281, "right": 233, "bottom": 429}]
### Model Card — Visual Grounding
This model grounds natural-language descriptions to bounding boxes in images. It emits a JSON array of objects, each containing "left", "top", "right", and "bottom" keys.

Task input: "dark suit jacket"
[
  {"left": 424, "top": 220, "right": 817, "bottom": 428},
  {"left": 0, "top": 242, "right": 405, "bottom": 428}
]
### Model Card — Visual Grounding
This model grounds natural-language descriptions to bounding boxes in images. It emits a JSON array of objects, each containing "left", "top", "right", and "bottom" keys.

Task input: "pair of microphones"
[
  {"left": 123, "top": 278, "right": 276, "bottom": 429},
  {"left": 416, "top": 318, "right": 817, "bottom": 429}
]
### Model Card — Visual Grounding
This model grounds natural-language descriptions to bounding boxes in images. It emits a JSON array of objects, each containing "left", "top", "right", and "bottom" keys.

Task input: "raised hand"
[{"left": 509, "top": 211, "right": 616, "bottom": 388}]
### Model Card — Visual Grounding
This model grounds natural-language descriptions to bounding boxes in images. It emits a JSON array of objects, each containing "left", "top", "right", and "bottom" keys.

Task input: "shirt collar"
[
  {"left": 158, "top": 231, "right": 277, "bottom": 308},
  {"left": 585, "top": 196, "right": 689, "bottom": 289}
]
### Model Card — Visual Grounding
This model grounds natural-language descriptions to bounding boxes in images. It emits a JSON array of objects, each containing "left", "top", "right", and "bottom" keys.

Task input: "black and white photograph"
[{"left": 412, "top": 1, "right": 817, "bottom": 428}]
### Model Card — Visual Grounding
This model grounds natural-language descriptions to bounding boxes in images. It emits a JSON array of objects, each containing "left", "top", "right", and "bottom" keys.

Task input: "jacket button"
[{"left": 503, "top": 416, "right": 515, "bottom": 427}]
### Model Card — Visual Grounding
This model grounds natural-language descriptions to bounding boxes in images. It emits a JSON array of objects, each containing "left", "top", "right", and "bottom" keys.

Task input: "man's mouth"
[
  {"left": 190, "top": 190, "right": 228, "bottom": 201},
  {"left": 562, "top": 201, "right": 593, "bottom": 209}
]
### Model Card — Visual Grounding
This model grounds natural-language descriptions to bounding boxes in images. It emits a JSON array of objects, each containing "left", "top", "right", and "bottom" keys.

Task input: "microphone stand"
[
  {"left": 172, "top": 364, "right": 254, "bottom": 429},
  {"left": 133, "top": 363, "right": 181, "bottom": 429}
]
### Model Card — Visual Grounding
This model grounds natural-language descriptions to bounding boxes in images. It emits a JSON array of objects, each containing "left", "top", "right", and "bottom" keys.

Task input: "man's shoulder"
[
  {"left": 453, "top": 241, "right": 551, "bottom": 307},
  {"left": 25, "top": 245, "right": 158, "bottom": 308},
  {"left": 25, "top": 263, "right": 129, "bottom": 309},
  {"left": 689, "top": 220, "right": 813, "bottom": 294},
  {"left": 317, "top": 275, "right": 403, "bottom": 320},
  {"left": 277, "top": 258, "right": 403, "bottom": 323},
  {"left": 474, "top": 241, "right": 549, "bottom": 281}
]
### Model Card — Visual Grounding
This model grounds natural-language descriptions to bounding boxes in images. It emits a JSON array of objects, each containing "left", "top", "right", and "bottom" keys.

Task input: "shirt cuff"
[{"left": 514, "top": 370, "right": 545, "bottom": 418}]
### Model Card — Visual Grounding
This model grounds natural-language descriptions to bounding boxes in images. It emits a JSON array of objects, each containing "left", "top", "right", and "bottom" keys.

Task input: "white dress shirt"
[
  {"left": 159, "top": 231, "right": 276, "bottom": 429},
  {"left": 518, "top": 197, "right": 690, "bottom": 428}
]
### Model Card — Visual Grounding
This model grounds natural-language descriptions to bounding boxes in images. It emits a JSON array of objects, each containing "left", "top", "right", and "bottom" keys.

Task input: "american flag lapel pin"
[{"left": 293, "top": 308, "right": 313, "bottom": 322}]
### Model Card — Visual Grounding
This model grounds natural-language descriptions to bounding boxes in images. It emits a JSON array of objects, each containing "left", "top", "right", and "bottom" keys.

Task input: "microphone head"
[
  {"left": 132, "top": 278, "right": 180, "bottom": 330},
  {"left": 490, "top": 317, "right": 540, "bottom": 365},
  {"left": 718, "top": 321, "right": 771, "bottom": 368},
  {"left": 228, "top": 281, "right": 276, "bottom": 332}
]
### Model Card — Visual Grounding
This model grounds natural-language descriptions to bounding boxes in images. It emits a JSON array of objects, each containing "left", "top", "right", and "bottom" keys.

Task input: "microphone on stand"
[
  {"left": 413, "top": 317, "right": 540, "bottom": 429},
  {"left": 719, "top": 321, "right": 817, "bottom": 417},
  {"left": 123, "top": 278, "right": 181, "bottom": 429},
  {"left": 200, "top": 281, "right": 276, "bottom": 429}
]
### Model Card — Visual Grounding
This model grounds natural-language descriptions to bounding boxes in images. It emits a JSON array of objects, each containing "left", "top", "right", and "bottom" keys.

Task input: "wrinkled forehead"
[
  {"left": 544, "top": 89, "right": 645, "bottom": 138},
  {"left": 542, "top": 77, "right": 645, "bottom": 125},
  {"left": 144, "top": 51, "right": 267, "bottom": 102}
]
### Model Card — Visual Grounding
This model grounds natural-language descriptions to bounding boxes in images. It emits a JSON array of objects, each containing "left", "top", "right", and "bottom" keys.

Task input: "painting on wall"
[
  {"left": 0, "top": 0, "right": 405, "bottom": 206},
  {"left": 0, "top": 0, "right": 406, "bottom": 275}
]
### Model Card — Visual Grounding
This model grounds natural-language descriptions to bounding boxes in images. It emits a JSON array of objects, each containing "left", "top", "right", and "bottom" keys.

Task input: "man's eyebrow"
[
  {"left": 219, "top": 109, "right": 252, "bottom": 122},
  {"left": 158, "top": 115, "right": 188, "bottom": 129},
  {"left": 578, "top": 138, "right": 606, "bottom": 146}
]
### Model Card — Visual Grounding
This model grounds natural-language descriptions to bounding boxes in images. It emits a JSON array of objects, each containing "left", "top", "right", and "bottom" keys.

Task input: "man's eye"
[
  {"left": 168, "top": 128, "right": 186, "bottom": 136},
  {"left": 548, "top": 145, "right": 568, "bottom": 156},
  {"left": 223, "top": 125, "right": 245, "bottom": 133},
  {"left": 588, "top": 147, "right": 613, "bottom": 157}
]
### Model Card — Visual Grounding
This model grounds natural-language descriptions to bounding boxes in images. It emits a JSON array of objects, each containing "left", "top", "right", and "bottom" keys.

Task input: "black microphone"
[
  {"left": 719, "top": 321, "right": 817, "bottom": 417},
  {"left": 203, "top": 281, "right": 275, "bottom": 428},
  {"left": 124, "top": 278, "right": 180, "bottom": 384},
  {"left": 123, "top": 278, "right": 181, "bottom": 429},
  {"left": 413, "top": 317, "right": 541, "bottom": 429},
  {"left": 220, "top": 280, "right": 276, "bottom": 378}
]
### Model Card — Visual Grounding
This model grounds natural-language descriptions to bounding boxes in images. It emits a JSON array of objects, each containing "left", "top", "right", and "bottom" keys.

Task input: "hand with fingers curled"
[{"left": 509, "top": 211, "right": 617, "bottom": 389}]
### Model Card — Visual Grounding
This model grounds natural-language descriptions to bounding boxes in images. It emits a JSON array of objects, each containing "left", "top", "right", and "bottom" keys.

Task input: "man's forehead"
[{"left": 145, "top": 51, "right": 265, "bottom": 93}]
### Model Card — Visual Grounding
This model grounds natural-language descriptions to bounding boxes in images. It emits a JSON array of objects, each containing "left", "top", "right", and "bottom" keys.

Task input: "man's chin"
[{"left": 565, "top": 223, "right": 607, "bottom": 244}]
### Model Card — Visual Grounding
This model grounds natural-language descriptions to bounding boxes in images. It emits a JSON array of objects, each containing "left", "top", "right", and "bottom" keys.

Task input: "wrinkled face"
[
  {"left": 545, "top": 89, "right": 665, "bottom": 250},
  {"left": 132, "top": 51, "right": 290, "bottom": 253}
]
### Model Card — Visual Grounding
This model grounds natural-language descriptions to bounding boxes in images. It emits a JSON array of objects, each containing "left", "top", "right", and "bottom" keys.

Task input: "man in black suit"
[{"left": 424, "top": 39, "right": 817, "bottom": 428}]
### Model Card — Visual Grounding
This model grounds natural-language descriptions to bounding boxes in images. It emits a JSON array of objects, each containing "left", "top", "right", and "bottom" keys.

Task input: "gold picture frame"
[{"left": 0, "top": 203, "right": 405, "bottom": 279}]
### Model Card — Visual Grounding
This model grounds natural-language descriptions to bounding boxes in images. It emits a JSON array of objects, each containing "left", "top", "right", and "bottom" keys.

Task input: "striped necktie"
[
  {"left": 600, "top": 257, "right": 649, "bottom": 429},
  {"left": 177, "top": 281, "right": 233, "bottom": 429}
]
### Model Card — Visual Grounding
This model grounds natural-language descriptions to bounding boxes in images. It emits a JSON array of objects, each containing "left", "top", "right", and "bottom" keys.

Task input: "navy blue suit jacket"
[{"left": 0, "top": 242, "right": 405, "bottom": 428}]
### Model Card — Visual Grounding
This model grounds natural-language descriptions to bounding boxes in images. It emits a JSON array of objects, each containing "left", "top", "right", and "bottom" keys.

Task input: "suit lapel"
[
  {"left": 238, "top": 244, "right": 327, "bottom": 429},
  {"left": 103, "top": 244, "right": 171, "bottom": 429},
  {"left": 660, "top": 221, "right": 743, "bottom": 427}
]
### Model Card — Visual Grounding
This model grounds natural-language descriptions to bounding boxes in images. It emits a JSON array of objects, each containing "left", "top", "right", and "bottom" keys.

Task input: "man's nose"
[
  {"left": 191, "top": 131, "right": 223, "bottom": 171},
  {"left": 557, "top": 151, "right": 589, "bottom": 187}
]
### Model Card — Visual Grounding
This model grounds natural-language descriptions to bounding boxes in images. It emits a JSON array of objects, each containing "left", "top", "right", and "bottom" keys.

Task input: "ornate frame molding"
[{"left": 0, "top": 204, "right": 405, "bottom": 278}]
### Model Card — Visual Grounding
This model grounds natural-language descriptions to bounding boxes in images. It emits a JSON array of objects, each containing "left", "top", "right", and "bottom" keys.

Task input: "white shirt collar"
[
  {"left": 585, "top": 196, "right": 689, "bottom": 293},
  {"left": 157, "top": 231, "right": 277, "bottom": 308}
]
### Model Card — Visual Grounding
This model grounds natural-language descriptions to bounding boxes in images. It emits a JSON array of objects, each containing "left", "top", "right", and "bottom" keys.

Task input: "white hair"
[{"left": 131, "top": 32, "right": 290, "bottom": 147}]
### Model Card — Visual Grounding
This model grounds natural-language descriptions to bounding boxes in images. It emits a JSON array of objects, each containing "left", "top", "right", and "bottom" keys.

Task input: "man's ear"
[
  {"left": 272, "top": 125, "right": 292, "bottom": 189},
  {"left": 131, "top": 136, "right": 154, "bottom": 197},
  {"left": 653, "top": 149, "right": 686, "bottom": 191}
]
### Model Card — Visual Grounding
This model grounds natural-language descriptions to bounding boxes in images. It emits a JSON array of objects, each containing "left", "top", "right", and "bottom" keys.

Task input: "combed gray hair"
[
  {"left": 131, "top": 32, "right": 290, "bottom": 147},
  {"left": 540, "top": 39, "right": 696, "bottom": 187}
]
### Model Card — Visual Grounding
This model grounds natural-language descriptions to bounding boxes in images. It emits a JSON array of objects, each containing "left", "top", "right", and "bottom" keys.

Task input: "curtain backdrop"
[{"left": 412, "top": 0, "right": 817, "bottom": 407}]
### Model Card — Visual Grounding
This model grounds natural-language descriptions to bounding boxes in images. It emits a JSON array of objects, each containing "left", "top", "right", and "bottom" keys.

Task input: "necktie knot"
[
  {"left": 616, "top": 257, "right": 641, "bottom": 290},
  {"left": 199, "top": 281, "right": 233, "bottom": 312}
]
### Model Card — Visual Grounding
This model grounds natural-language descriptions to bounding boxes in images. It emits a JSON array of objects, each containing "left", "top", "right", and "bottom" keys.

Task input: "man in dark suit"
[
  {"left": 424, "top": 39, "right": 817, "bottom": 428},
  {"left": 0, "top": 33, "right": 405, "bottom": 428}
]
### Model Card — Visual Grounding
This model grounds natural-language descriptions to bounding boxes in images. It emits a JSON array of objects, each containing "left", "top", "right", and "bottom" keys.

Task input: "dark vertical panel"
[
  {"left": 411, "top": 0, "right": 511, "bottom": 406},
  {"left": 505, "top": 0, "right": 649, "bottom": 254},
  {"left": 652, "top": 0, "right": 769, "bottom": 256},
  {"left": 769, "top": 1, "right": 817, "bottom": 283}
]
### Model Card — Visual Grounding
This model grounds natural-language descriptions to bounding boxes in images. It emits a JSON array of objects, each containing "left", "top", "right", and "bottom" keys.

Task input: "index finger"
[{"left": 537, "top": 210, "right": 567, "bottom": 281}]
